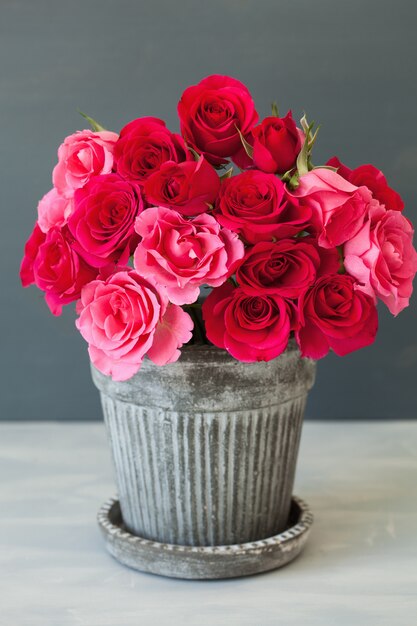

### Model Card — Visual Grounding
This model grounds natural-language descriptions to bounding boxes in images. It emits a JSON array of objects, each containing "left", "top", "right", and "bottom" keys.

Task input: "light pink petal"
[{"left": 147, "top": 304, "right": 193, "bottom": 365}]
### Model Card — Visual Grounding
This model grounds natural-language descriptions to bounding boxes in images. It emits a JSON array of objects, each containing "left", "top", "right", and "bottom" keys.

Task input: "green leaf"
[
  {"left": 77, "top": 109, "right": 106, "bottom": 132},
  {"left": 271, "top": 101, "right": 279, "bottom": 117},
  {"left": 313, "top": 164, "right": 337, "bottom": 172},
  {"left": 300, "top": 113, "right": 310, "bottom": 135},
  {"left": 235, "top": 125, "right": 253, "bottom": 159},
  {"left": 288, "top": 173, "right": 300, "bottom": 189},
  {"left": 296, "top": 132, "right": 310, "bottom": 177},
  {"left": 308, "top": 125, "right": 321, "bottom": 149},
  {"left": 220, "top": 166, "right": 234, "bottom": 182}
]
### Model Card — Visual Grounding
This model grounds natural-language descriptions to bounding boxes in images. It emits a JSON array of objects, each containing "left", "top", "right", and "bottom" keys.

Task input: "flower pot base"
[{"left": 97, "top": 495, "right": 313, "bottom": 580}]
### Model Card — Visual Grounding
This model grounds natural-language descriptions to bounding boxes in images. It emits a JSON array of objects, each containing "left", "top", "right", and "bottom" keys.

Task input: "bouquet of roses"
[{"left": 21, "top": 75, "right": 417, "bottom": 381}]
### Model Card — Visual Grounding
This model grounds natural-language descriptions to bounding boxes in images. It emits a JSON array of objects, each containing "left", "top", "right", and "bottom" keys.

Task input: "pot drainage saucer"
[{"left": 97, "top": 495, "right": 313, "bottom": 580}]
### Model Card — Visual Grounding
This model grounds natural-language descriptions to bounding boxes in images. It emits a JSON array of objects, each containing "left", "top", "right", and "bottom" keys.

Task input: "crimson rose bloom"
[
  {"left": 236, "top": 238, "right": 339, "bottom": 298},
  {"left": 114, "top": 117, "right": 190, "bottom": 181},
  {"left": 202, "top": 281, "right": 291, "bottom": 362},
  {"left": 296, "top": 274, "right": 378, "bottom": 359},
  {"left": 216, "top": 170, "right": 311, "bottom": 243},
  {"left": 252, "top": 112, "right": 303, "bottom": 174},
  {"left": 20, "top": 224, "right": 97, "bottom": 316},
  {"left": 178, "top": 75, "right": 258, "bottom": 166},
  {"left": 144, "top": 156, "right": 220, "bottom": 216},
  {"left": 327, "top": 157, "right": 404, "bottom": 212},
  {"left": 69, "top": 174, "right": 144, "bottom": 267}
]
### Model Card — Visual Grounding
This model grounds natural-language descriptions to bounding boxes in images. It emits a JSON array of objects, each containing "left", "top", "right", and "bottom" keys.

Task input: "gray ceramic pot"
[{"left": 91, "top": 340, "right": 316, "bottom": 547}]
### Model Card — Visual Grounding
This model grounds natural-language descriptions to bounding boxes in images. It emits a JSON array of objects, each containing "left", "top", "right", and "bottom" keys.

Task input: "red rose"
[
  {"left": 69, "top": 174, "right": 144, "bottom": 267},
  {"left": 20, "top": 224, "right": 97, "bottom": 316},
  {"left": 202, "top": 281, "right": 291, "bottom": 362},
  {"left": 178, "top": 75, "right": 258, "bottom": 166},
  {"left": 327, "top": 157, "right": 404, "bottom": 212},
  {"left": 216, "top": 170, "right": 311, "bottom": 243},
  {"left": 114, "top": 117, "right": 191, "bottom": 181},
  {"left": 144, "top": 156, "right": 220, "bottom": 216},
  {"left": 252, "top": 112, "right": 303, "bottom": 174},
  {"left": 236, "top": 238, "right": 339, "bottom": 298},
  {"left": 296, "top": 274, "right": 378, "bottom": 359}
]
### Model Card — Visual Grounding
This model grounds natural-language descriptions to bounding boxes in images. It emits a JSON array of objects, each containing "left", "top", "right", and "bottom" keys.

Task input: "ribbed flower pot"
[{"left": 92, "top": 340, "right": 316, "bottom": 577}]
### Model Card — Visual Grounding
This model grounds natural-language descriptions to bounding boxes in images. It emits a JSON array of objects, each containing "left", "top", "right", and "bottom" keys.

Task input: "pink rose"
[
  {"left": 134, "top": 206, "right": 244, "bottom": 305},
  {"left": 20, "top": 224, "right": 97, "bottom": 316},
  {"left": 236, "top": 238, "right": 339, "bottom": 298},
  {"left": 76, "top": 269, "right": 193, "bottom": 381},
  {"left": 69, "top": 174, "right": 144, "bottom": 267},
  {"left": 37, "top": 188, "right": 74, "bottom": 233},
  {"left": 178, "top": 75, "right": 258, "bottom": 166},
  {"left": 53, "top": 129, "right": 118, "bottom": 197},
  {"left": 327, "top": 157, "right": 404, "bottom": 212},
  {"left": 296, "top": 274, "right": 378, "bottom": 359},
  {"left": 144, "top": 156, "right": 220, "bottom": 216},
  {"left": 114, "top": 117, "right": 190, "bottom": 181},
  {"left": 252, "top": 112, "right": 303, "bottom": 174},
  {"left": 344, "top": 204, "right": 417, "bottom": 315},
  {"left": 216, "top": 170, "right": 311, "bottom": 244},
  {"left": 291, "top": 168, "right": 372, "bottom": 248},
  {"left": 202, "top": 281, "right": 291, "bottom": 362}
]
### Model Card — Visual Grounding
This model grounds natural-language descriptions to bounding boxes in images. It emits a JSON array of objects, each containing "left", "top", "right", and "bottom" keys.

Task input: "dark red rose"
[
  {"left": 20, "top": 224, "right": 97, "bottom": 316},
  {"left": 327, "top": 157, "right": 404, "bottom": 212},
  {"left": 216, "top": 170, "right": 312, "bottom": 243},
  {"left": 236, "top": 238, "right": 339, "bottom": 298},
  {"left": 296, "top": 274, "right": 378, "bottom": 359},
  {"left": 114, "top": 117, "right": 191, "bottom": 181},
  {"left": 202, "top": 281, "right": 291, "bottom": 362},
  {"left": 144, "top": 156, "right": 220, "bottom": 216},
  {"left": 69, "top": 174, "right": 144, "bottom": 267},
  {"left": 252, "top": 112, "right": 303, "bottom": 174},
  {"left": 178, "top": 75, "right": 258, "bottom": 166}
]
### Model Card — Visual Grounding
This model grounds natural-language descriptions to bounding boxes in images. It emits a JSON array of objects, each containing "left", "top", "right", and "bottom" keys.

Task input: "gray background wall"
[{"left": 2, "top": 0, "right": 416, "bottom": 421}]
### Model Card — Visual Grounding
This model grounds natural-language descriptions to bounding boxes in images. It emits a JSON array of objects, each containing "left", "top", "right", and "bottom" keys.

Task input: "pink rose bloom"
[
  {"left": 144, "top": 156, "right": 220, "bottom": 216},
  {"left": 37, "top": 188, "right": 74, "bottom": 233},
  {"left": 134, "top": 206, "right": 244, "bottom": 305},
  {"left": 20, "top": 224, "right": 97, "bottom": 316},
  {"left": 69, "top": 174, "right": 144, "bottom": 268},
  {"left": 53, "top": 129, "right": 118, "bottom": 197},
  {"left": 296, "top": 274, "right": 378, "bottom": 359},
  {"left": 76, "top": 269, "right": 193, "bottom": 381},
  {"left": 291, "top": 168, "right": 372, "bottom": 248},
  {"left": 202, "top": 281, "right": 291, "bottom": 362},
  {"left": 344, "top": 204, "right": 417, "bottom": 316}
]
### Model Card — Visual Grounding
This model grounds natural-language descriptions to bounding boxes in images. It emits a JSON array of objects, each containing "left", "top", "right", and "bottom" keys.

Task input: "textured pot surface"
[
  {"left": 97, "top": 496, "right": 314, "bottom": 580},
  {"left": 92, "top": 339, "right": 316, "bottom": 547}
]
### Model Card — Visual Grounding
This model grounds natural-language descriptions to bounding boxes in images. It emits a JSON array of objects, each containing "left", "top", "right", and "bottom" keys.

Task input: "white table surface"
[{"left": 1, "top": 421, "right": 416, "bottom": 626}]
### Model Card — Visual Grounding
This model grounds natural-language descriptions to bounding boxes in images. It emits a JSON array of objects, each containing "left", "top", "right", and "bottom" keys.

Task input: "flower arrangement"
[{"left": 21, "top": 75, "right": 417, "bottom": 381}]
